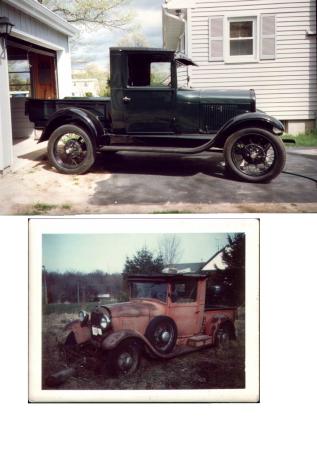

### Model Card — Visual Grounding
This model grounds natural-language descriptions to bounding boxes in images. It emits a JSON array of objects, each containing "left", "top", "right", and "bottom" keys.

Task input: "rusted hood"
[{"left": 105, "top": 300, "right": 161, "bottom": 319}]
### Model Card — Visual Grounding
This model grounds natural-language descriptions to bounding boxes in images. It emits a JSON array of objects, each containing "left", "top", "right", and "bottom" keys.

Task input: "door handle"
[{"left": 123, "top": 96, "right": 131, "bottom": 103}]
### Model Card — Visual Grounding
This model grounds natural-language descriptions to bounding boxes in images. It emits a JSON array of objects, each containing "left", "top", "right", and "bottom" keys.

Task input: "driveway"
[{"left": 0, "top": 145, "right": 316, "bottom": 214}]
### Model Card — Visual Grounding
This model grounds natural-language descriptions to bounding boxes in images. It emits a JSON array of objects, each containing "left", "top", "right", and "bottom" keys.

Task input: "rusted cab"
[{"left": 65, "top": 274, "right": 237, "bottom": 376}]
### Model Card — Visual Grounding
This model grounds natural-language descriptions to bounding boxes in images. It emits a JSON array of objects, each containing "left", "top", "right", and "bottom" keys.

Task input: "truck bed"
[{"left": 26, "top": 97, "right": 111, "bottom": 129}]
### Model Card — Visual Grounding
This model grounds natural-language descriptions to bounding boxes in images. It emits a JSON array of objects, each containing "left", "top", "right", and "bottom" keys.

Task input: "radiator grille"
[
  {"left": 201, "top": 104, "right": 247, "bottom": 132},
  {"left": 91, "top": 311, "right": 103, "bottom": 327}
]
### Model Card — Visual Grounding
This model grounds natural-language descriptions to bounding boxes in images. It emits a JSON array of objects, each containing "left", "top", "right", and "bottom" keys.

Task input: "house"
[
  {"left": 72, "top": 78, "right": 99, "bottom": 97},
  {"left": 162, "top": 0, "right": 317, "bottom": 135},
  {"left": 0, "top": 0, "right": 77, "bottom": 174},
  {"left": 162, "top": 247, "right": 227, "bottom": 274}
]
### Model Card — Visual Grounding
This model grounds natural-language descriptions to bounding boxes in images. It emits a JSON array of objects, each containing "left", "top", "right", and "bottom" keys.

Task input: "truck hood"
[
  {"left": 199, "top": 89, "right": 254, "bottom": 105},
  {"left": 104, "top": 300, "right": 162, "bottom": 319}
]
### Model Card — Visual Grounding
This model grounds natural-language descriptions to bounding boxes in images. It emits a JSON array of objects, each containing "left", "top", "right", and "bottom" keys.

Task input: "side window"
[
  {"left": 171, "top": 281, "right": 197, "bottom": 303},
  {"left": 127, "top": 54, "right": 171, "bottom": 87},
  {"left": 150, "top": 62, "right": 171, "bottom": 87}
]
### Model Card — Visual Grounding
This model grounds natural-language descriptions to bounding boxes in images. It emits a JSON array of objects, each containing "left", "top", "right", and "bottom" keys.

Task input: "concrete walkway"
[{"left": 0, "top": 143, "right": 316, "bottom": 215}]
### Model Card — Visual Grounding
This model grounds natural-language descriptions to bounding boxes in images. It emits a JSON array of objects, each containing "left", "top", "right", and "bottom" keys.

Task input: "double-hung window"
[
  {"left": 209, "top": 15, "right": 276, "bottom": 63},
  {"left": 228, "top": 17, "right": 257, "bottom": 62}
]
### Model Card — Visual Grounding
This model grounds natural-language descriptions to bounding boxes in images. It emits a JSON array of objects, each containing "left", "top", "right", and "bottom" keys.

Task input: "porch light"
[{"left": 0, "top": 17, "right": 14, "bottom": 37}]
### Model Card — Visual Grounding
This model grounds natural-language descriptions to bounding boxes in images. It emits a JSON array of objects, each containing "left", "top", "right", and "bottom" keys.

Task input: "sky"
[
  {"left": 42, "top": 233, "right": 229, "bottom": 273},
  {"left": 71, "top": 0, "right": 164, "bottom": 70}
]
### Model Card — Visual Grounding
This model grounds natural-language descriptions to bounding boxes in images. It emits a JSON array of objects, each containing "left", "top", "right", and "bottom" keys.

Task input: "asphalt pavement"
[
  {"left": 90, "top": 147, "right": 317, "bottom": 207},
  {"left": 0, "top": 145, "right": 316, "bottom": 214}
]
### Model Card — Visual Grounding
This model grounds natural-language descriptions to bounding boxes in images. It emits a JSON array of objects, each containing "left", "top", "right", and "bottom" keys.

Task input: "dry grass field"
[{"left": 42, "top": 309, "right": 245, "bottom": 391}]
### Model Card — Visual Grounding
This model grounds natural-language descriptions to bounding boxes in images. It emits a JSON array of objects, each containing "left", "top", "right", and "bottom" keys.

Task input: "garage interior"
[{"left": 7, "top": 37, "right": 57, "bottom": 159}]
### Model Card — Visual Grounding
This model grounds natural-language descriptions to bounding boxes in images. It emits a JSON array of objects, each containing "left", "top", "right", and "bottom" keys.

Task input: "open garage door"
[{"left": 7, "top": 37, "right": 57, "bottom": 139}]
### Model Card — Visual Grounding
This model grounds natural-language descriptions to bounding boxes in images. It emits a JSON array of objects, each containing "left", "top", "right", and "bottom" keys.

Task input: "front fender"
[
  {"left": 213, "top": 112, "right": 285, "bottom": 148},
  {"left": 38, "top": 107, "right": 105, "bottom": 145},
  {"left": 101, "top": 329, "right": 174, "bottom": 359},
  {"left": 64, "top": 320, "right": 91, "bottom": 345},
  {"left": 102, "top": 329, "right": 146, "bottom": 350}
]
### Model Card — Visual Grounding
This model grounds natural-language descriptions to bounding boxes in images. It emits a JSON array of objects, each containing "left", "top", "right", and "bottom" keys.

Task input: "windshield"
[{"left": 130, "top": 281, "right": 168, "bottom": 302}]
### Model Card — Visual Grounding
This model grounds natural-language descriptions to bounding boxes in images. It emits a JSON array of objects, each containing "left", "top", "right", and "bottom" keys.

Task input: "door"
[
  {"left": 30, "top": 53, "right": 57, "bottom": 99},
  {"left": 168, "top": 279, "right": 204, "bottom": 337},
  {"left": 123, "top": 53, "right": 175, "bottom": 133}
]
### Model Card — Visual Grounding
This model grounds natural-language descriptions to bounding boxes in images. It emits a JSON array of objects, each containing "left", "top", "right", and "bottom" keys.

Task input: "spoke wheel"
[
  {"left": 48, "top": 124, "right": 95, "bottom": 174},
  {"left": 224, "top": 127, "right": 286, "bottom": 182},
  {"left": 145, "top": 316, "right": 177, "bottom": 354}
]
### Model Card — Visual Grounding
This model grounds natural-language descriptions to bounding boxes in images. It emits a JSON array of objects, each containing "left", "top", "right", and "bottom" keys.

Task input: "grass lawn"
[{"left": 284, "top": 130, "right": 317, "bottom": 147}]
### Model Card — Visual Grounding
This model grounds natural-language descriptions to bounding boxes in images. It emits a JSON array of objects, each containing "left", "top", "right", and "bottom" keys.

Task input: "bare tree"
[
  {"left": 40, "top": 0, "right": 133, "bottom": 30},
  {"left": 158, "top": 235, "right": 183, "bottom": 266},
  {"left": 117, "top": 30, "right": 149, "bottom": 48}
]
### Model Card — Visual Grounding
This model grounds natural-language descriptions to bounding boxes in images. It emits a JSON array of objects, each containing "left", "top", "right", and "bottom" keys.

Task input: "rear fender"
[
  {"left": 38, "top": 107, "right": 105, "bottom": 145},
  {"left": 206, "top": 317, "right": 236, "bottom": 343},
  {"left": 64, "top": 320, "right": 91, "bottom": 345},
  {"left": 212, "top": 112, "right": 285, "bottom": 148}
]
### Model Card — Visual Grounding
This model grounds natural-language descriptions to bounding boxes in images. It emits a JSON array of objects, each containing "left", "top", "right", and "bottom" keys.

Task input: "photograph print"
[{"left": 29, "top": 217, "right": 259, "bottom": 402}]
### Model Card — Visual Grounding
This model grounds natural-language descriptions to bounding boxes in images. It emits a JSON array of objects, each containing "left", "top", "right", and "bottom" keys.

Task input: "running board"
[{"left": 100, "top": 140, "right": 221, "bottom": 155}]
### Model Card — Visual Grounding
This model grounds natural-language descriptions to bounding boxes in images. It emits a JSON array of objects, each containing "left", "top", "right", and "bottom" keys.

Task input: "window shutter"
[
  {"left": 209, "top": 17, "right": 224, "bottom": 61},
  {"left": 261, "top": 15, "right": 276, "bottom": 59}
]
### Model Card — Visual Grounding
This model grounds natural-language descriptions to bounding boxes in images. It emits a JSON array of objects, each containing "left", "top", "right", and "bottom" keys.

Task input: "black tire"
[
  {"left": 47, "top": 124, "right": 96, "bottom": 174},
  {"left": 215, "top": 322, "right": 236, "bottom": 347},
  {"left": 107, "top": 339, "right": 141, "bottom": 376},
  {"left": 145, "top": 316, "right": 177, "bottom": 354},
  {"left": 65, "top": 331, "right": 76, "bottom": 346},
  {"left": 224, "top": 127, "right": 286, "bottom": 182},
  {"left": 63, "top": 331, "right": 77, "bottom": 364}
]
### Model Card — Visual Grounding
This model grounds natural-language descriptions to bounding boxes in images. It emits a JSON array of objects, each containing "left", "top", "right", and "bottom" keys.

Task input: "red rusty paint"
[
  {"left": 66, "top": 275, "right": 237, "bottom": 355},
  {"left": 67, "top": 321, "right": 91, "bottom": 344}
]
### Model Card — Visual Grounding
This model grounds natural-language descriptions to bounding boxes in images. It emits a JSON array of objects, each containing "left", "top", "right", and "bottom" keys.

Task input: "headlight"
[
  {"left": 100, "top": 313, "right": 111, "bottom": 329},
  {"left": 273, "top": 126, "right": 283, "bottom": 135},
  {"left": 79, "top": 310, "right": 88, "bottom": 322}
]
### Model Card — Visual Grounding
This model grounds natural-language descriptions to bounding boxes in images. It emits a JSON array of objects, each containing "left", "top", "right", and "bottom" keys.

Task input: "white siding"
[
  {"left": 187, "top": 0, "right": 317, "bottom": 121},
  {"left": 0, "top": 2, "right": 69, "bottom": 49}
]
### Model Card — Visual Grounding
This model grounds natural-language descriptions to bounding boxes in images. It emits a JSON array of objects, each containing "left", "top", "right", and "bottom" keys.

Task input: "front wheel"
[
  {"left": 145, "top": 316, "right": 177, "bottom": 354},
  {"left": 47, "top": 124, "right": 96, "bottom": 174},
  {"left": 107, "top": 339, "right": 141, "bottom": 376},
  {"left": 224, "top": 127, "right": 286, "bottom": 182}
]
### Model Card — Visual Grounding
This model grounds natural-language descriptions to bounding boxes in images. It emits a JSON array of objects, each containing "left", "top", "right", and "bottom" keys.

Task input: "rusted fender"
[
  {"left": 102, "top": 329, "right": 174, "bottom": 360},
  {"left": 206, "top": 316, "right": 235, "bottom": 342},
  {"left": 64, "top": 320, "right": 91, "bottom": 345}
]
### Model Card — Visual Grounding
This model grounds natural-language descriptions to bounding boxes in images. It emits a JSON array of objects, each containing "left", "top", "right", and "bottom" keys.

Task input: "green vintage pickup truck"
[{"left": 26, "top": 47, "right": 287, "bottom": 182}]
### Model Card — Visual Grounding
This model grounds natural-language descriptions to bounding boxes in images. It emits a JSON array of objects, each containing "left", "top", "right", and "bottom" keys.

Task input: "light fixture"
[{"left": 0, "top": 17, "right": 14, "bottom": 38}]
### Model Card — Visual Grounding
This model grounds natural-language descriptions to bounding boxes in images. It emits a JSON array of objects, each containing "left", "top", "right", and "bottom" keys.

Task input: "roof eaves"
[{"left": 4, "top": 0, "right": 78, "bottom": 37}]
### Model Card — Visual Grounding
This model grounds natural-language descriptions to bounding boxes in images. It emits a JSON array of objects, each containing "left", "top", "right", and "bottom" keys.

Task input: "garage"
[{"left": 0, "top": 0, "right": 76, "bottom": 174}]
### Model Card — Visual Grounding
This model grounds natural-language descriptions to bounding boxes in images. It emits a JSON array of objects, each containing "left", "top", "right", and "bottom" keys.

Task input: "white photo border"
[{"left": 29, "top": 215, "right": 259, "bottom": 403}]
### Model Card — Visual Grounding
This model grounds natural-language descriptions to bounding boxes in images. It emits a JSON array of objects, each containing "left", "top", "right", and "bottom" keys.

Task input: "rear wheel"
[
  {"left": 48, "top": 124, "right": 96, "bottom": 174},
  {"left": 224, "top": 127, "right": 286, "bottom": 182},
  {"left": 107, "top": 339, "right": 141, "bottom": 376},
  {"left": 215, "top": 322, "right": 236, "bottom": 347}
]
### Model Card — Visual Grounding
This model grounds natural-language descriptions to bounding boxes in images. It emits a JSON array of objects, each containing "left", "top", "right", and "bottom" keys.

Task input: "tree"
[
  {"left": 123, "top": 247, "right": 164, "bottom": 275},
  {"left": 72, "top": 63, "right": 110, "bottom": 96},
  {"left": 117, "top": 31, "right": 149, "bottom": 48},
  {"left": 158, "top": 235, "right": 183, "bottom": 266},
  {"left": 217, "top": 233, "right": 245, "bottom": 306},
  {"left": 39, "top": 0, "right": 133, "bottom": 30}
]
